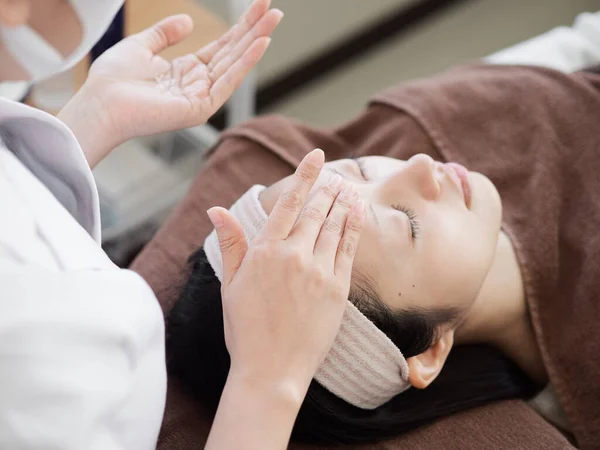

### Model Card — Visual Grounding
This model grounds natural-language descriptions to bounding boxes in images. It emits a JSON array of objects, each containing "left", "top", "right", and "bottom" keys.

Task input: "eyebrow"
[{"left": 369, "top": 204, "right": 380, "bottom": 227}]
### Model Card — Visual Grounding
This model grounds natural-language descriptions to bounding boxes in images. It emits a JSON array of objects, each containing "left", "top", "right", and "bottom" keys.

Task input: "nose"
[
  {"left": 379, "top": 154, "right": 441, "bottom": 202},
  {"left": 404, "top": 154, "right": 441, "bottom": 200}
]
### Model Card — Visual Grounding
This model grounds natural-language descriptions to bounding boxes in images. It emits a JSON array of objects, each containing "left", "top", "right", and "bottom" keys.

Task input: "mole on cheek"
[{"left": 398, "top": 292, "right": 402, "bottom": 297}]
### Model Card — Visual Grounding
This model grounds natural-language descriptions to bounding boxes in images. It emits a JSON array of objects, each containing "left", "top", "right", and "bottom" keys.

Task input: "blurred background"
[
  {"left": 210, "top": 0, "right": 600, "bottom": 126},
  {"left": 16, "top": 0, "right": 600, "bottom": 264}
]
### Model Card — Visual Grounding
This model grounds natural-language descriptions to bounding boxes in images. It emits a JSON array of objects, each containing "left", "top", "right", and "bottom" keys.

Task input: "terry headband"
[{"left": 204, "top": 185, "right": 411, "bottom": 409}]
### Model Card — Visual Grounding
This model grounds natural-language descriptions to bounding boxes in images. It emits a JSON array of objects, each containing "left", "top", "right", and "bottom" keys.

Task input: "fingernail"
[
  {"left": 342, "top": 183, "right": 357, "bottom": 200},
  {"left": 329, "top": 174, "right": 342, "bottom": 189},
  {"left": 308, "top": 148, "right": 325, "bottom": 167},
  {"left": 207, "top": 208, "right": 223, "bottom": 228},
  {"left": 355, "top": 200, "right": 366, "bottom": 216}
]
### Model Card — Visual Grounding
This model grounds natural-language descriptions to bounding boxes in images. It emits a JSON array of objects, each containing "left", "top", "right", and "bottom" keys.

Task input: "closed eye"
[
  {"left": 351, "top": 157, "right": 421, "bottom": 242},
  {"left": 392, "top": 204, "right": 421, "bottom": 241},
  {"left": 350, "top": 156, "right": 421, "bottom": 244}
]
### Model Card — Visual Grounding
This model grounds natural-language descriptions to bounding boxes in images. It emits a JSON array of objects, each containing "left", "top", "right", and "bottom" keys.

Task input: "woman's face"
[{"left": 260, "top": 154, "right": 502, "bottom": 315}]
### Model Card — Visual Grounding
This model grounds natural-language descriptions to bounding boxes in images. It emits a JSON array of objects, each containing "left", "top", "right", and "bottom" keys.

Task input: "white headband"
[{"left": 204, "top": 185, "right": 410, "bottom": 409}]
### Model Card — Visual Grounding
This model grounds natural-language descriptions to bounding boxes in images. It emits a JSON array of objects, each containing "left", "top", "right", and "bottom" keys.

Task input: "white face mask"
[{"left": 0, "top": 0, "right": 123, "bottom": 83}]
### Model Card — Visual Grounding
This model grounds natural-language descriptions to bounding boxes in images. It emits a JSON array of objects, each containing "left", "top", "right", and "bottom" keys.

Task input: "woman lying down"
[{"left": 166, "top": 58, "right": 600, "bottom": 447}]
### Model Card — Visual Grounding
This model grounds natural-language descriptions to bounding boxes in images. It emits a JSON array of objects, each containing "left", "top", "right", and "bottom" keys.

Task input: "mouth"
[{"left": 444, "top": 162, "right": 472, "bottom": 209}]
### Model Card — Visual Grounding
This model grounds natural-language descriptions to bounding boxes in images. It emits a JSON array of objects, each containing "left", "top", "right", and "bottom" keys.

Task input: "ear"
[
  {"left": 406, "top": 330, "right": 454, "bottom": 389},
  {"left": 0, "top": 0, "right": 31, "bottom": 27}
]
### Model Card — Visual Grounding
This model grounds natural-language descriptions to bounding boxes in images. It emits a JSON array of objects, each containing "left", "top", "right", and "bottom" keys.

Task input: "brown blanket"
[{"left": 132, "top": 64, "right": 600, "bottom": 449}]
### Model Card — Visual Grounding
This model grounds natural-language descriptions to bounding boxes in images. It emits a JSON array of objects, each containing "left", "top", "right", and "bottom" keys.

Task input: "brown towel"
[
  {"left": 132, "top": 63, "right": 598, "bottom": 449},
  {"left": 370, "top": 65, "right": 600, "bottom": 449}
]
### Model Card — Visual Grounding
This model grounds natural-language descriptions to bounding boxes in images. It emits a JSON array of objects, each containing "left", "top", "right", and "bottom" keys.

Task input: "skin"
[{"left": 260, "top": 154, "right": 548, "bottom": 387}]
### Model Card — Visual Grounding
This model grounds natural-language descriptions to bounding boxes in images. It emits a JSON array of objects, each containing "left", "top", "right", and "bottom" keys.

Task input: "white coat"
[{"left": 0, "top": 98, "right": 166, "bottom": 449}]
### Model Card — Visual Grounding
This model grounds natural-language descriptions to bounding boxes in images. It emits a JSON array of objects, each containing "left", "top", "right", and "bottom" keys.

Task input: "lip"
[{"left": 444, "top": 162, "right": 472, "bottom": 209}]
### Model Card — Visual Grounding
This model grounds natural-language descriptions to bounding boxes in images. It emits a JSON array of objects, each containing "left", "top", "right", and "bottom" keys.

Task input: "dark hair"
[{"left": 167, "top": 248, "right": 537, "bottom": 444}]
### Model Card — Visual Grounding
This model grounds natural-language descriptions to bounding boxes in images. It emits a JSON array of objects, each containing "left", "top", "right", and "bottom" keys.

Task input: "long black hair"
[{"left": 167, "top": 248, "right": 537, "bottom": 445}]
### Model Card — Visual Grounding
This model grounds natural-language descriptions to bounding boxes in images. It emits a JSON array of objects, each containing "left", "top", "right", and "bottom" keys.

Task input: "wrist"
[
  {"left": 206, "top": 369, "right": 309, "bottom": 450},
  {"left": 58, "top": 83, "right": 123, "bottom": 168},
  {"left": 225, "top": 368, "right": 311, "bottom": 412}
]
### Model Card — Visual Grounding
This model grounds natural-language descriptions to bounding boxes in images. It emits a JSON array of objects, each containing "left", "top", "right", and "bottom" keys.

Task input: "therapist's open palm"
[{"left": 86, "top": 0, "right": 281, "bottom": 143}]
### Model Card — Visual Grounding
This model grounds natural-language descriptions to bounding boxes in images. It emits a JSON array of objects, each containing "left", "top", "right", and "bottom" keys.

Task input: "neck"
[{"left": 455, "top": 231, "right": 548, "bottom": 384}]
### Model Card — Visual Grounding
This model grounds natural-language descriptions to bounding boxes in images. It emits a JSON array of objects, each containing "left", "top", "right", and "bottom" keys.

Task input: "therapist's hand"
[
  {"left": 204, "top": 149, "right": 366, "bottom": 450},
  {"left": 59, "top": 0, "right": 282, "bottom": 168}
]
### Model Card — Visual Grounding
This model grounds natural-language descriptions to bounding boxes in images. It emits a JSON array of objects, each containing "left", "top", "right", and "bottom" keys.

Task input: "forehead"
[
  {"left": 270, "top": 156, "right": 400, "bottom": 190},
  {"left": 325, "top": 156, "right": 402, "bottom": 172},
  {"left": 310, "top": 156, "right": 403, "bottom": 189}
]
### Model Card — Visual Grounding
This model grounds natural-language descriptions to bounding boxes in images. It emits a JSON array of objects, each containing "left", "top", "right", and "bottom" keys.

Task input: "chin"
[{"left": 469, "top": 172, "right": 503, "bottom": 229}]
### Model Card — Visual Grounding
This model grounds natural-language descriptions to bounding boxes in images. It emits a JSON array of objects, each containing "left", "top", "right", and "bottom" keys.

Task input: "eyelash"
[
  {"left": 392, "top": 204, "right": 421, "bottom": 240},
  {"left": 352, "top": 156, "right": 421, "bottom": 241}
]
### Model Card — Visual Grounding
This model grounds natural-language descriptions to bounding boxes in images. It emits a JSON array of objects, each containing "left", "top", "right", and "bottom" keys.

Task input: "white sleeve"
[
  {"left": 0, "top": 257, "right": 166, "bottom": 450},
  {"left": 485, "top": 11, "right": 600, "bottom": 73}
]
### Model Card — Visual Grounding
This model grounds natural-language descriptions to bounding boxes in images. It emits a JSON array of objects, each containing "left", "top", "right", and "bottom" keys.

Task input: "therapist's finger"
[
  {"left": 288, "top": 174, "right": 344, "bottom": 246},
  {"left": 206, "top": 0, "right": 272, "bottom": 70},
  {"left": 193, "top": 30, "right": 234, "bottom": 68},
  {"left": 133, "top": 14, "right": 194, "bottom": 55},
  {"left": 208, "top": 37, "right": 270, "bottom": 110},
  {"left": 334, "top": 202, "right": 366, "bottom": 277},
  {"left": 313, "top": 185, "right": 359, "bottom": 265},
  {"left": 207, "top": 9, "right": 282, "bottom": 84},
  {"left": 207, "top": 207, "right": 249, "bottom": 286},
  {"left": 259, "top": 149, "right": 325, "bottom": 241}
]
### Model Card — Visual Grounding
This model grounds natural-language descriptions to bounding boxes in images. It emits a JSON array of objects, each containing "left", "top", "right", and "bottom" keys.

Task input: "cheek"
[
  {"left": 353, "top": 221, "right": 403, "bottom": 279},
  {"left": 352, "top": 221, "right": 414, "bottom": 302},
  {"left": 355, "top": 223, "right": 382, "bottom": 266},
  {"left": 422, "top": 215, "right": 495, "bottom": 301}
]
